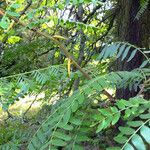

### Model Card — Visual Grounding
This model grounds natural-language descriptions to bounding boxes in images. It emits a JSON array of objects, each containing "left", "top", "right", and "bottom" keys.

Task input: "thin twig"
[
  {"left": 23, "top": 86, "right": 44, "bottom": 117},
  {"left": 23, "top": 94, "right": 39, "bottom": 117}
]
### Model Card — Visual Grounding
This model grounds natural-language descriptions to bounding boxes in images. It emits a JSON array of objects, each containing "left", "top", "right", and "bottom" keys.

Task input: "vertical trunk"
[
  {"left": 116, "top": 0, "right": 150, "bottom": 99},
  {"left": 73, "top": 5, "right": 85, "bottom": 91}
]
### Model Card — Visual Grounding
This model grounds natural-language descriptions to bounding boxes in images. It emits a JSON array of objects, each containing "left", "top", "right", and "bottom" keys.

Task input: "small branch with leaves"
[{"left": 0, "top": 8, "right": 114, "bottom": 102}]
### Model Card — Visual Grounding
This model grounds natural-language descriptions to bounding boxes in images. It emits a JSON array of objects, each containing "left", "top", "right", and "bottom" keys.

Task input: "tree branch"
[{"left": 0, "top": 8, "right": 114, "bottom": 101}]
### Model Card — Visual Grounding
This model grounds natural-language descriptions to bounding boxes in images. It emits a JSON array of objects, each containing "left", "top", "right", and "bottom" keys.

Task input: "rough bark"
[
  {"left": 73, "top": 4, "right": 85, "bottom": 91},
  {"left": 116, "top": 0, "right": 150, "bottom": 99}
]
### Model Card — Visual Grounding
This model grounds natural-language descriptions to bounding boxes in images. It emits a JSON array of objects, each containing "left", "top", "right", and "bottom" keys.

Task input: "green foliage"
[
  {"left": 0, "top": 0, "right": 150, "bottom": 149},
  {"left": 0, "top": 65, "right": 67, "bottom": 110},
  {"left": 27, "top": 69, "right": 149, "bottom": 149},
  {"left": 0, "top": 38, "right": 58, "bottom": 76},
  {"left": 136, "top": 0, "right": 149, "bottom": 19},
  {"left": 0, "top": 120, "right": 33, "bottom": 150},
  {"left": 98, "top": 42, "right": 150, "bottom": 67},
  {"left": 114, "top": 119, "right": 150, "bottom": 150},
  {"left": 1, "top": 40, "right": 150, "bottom": 149}
]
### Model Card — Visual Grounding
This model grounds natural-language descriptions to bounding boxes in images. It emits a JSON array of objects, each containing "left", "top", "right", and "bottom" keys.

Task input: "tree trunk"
[{"left": 116, "top": 0, "right": 150, "bottom": 99}]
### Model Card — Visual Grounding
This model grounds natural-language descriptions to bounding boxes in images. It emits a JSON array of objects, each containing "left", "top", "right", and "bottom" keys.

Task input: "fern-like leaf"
[
  {"left": 136, "top": 0, "right": 149, "bottom": 20},
  {"left": 27, "top": 70, "right": 147, "bottom": 149}
]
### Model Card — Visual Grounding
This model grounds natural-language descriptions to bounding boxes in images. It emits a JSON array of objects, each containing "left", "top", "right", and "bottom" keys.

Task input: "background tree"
[{"left": 116, "top": 0, "right": 150, "bottom": 99}]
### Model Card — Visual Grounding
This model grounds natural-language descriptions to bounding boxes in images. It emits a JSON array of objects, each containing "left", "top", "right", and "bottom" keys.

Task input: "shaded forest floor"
[{"left": 0, "top": 95, "right": 51, "bottom": 149}]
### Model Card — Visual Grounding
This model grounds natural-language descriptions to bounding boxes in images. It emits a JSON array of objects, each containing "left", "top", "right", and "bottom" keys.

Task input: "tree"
[{"left": 116, "top": 0, "right": 150, "bottom": 99}]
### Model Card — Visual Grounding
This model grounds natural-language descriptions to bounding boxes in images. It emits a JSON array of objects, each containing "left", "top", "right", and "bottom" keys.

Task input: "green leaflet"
[
  {"left": 63, "top": 109, "right": 71, "bottom": 125},
  {"left": 139, "top": 60, "right": 149, "bottom": 68},
  {"left": 110, "top": 106, "right": 118, "bottom": 113},
  {"left": 75, "top": 134, "right": 90, "bottom": 142},
  {"left": 98, "top": 108, "right": 112, "bottom": 116},
  {"left": 132, "top": 134, "right": 146, "bottom": 150},
  {"left": 103, "top": 44, "right": 118, "bottom": 59},
  {"left": 127, "top": 49, "right": 137, "bottom": 62},
  {"left": 124, "top": 109, "right": 132, "bottom": 118},
  {"left": 110, "top": 44, "right": 121, "bottom": 57},
  {"left": 69, "top": 118, "right": 82, "bottom": 126},
  {"left": 140, "top": 126, "right": 150, "bottom": 144},
  {"left": 77, "top": 93, "right": 85, "bottom": 104},
  {"left": 119, "top": 127, "right": 135, "bottom": 135},
  {"left": 71, "top": 100, "right": 79, "bottom": 112},
  {"left": 117, "top": 44, "right": 126, "bottom": 58},
  {"left": 100, "top": 45, "right": 109, "bottom": 59},
  {"left": 116, "top": 100, "right": 126, "bottom": 109},
  {"left": 51, "top": 139, "right": 67, "bottom": 146},
  {"left": 96, "top": 120, "right": 106, "bottom": 133},
  {"left": 121, "top": 46, "right": 131, "bottom": 61},
  {"left": 58, "top": 123, "right": 74, "bottom": 131},
  {"left": 124, "top": 144, "right": 134, "bottom": 150},
  {"left": 53, "top": 131, "right": 72, "bottom": 141},
  {"left": 114, "top": 135, "right": 128, "bottom": 144},
  {"left": 127, "top": 121, "right": 143, "bottom": 127},
  {"left": 140, "top": 113, "right": 150, "bottom": 119},
  {"left": 112, "top": 113, "right": 120, "bottom": 125}
]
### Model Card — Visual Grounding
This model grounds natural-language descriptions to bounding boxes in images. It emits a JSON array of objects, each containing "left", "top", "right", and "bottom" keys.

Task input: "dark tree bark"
[
  {"left": 73, "top": 4, "right": 85, "bottom": 91},
  {"left": 116, "top": 0, "right": 150, "bottom": 99}
]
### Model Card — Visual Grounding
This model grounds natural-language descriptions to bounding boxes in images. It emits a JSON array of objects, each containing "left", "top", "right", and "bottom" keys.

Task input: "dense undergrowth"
[{"left": 0, "top": 0, "right": 150, "bottom": 150}]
